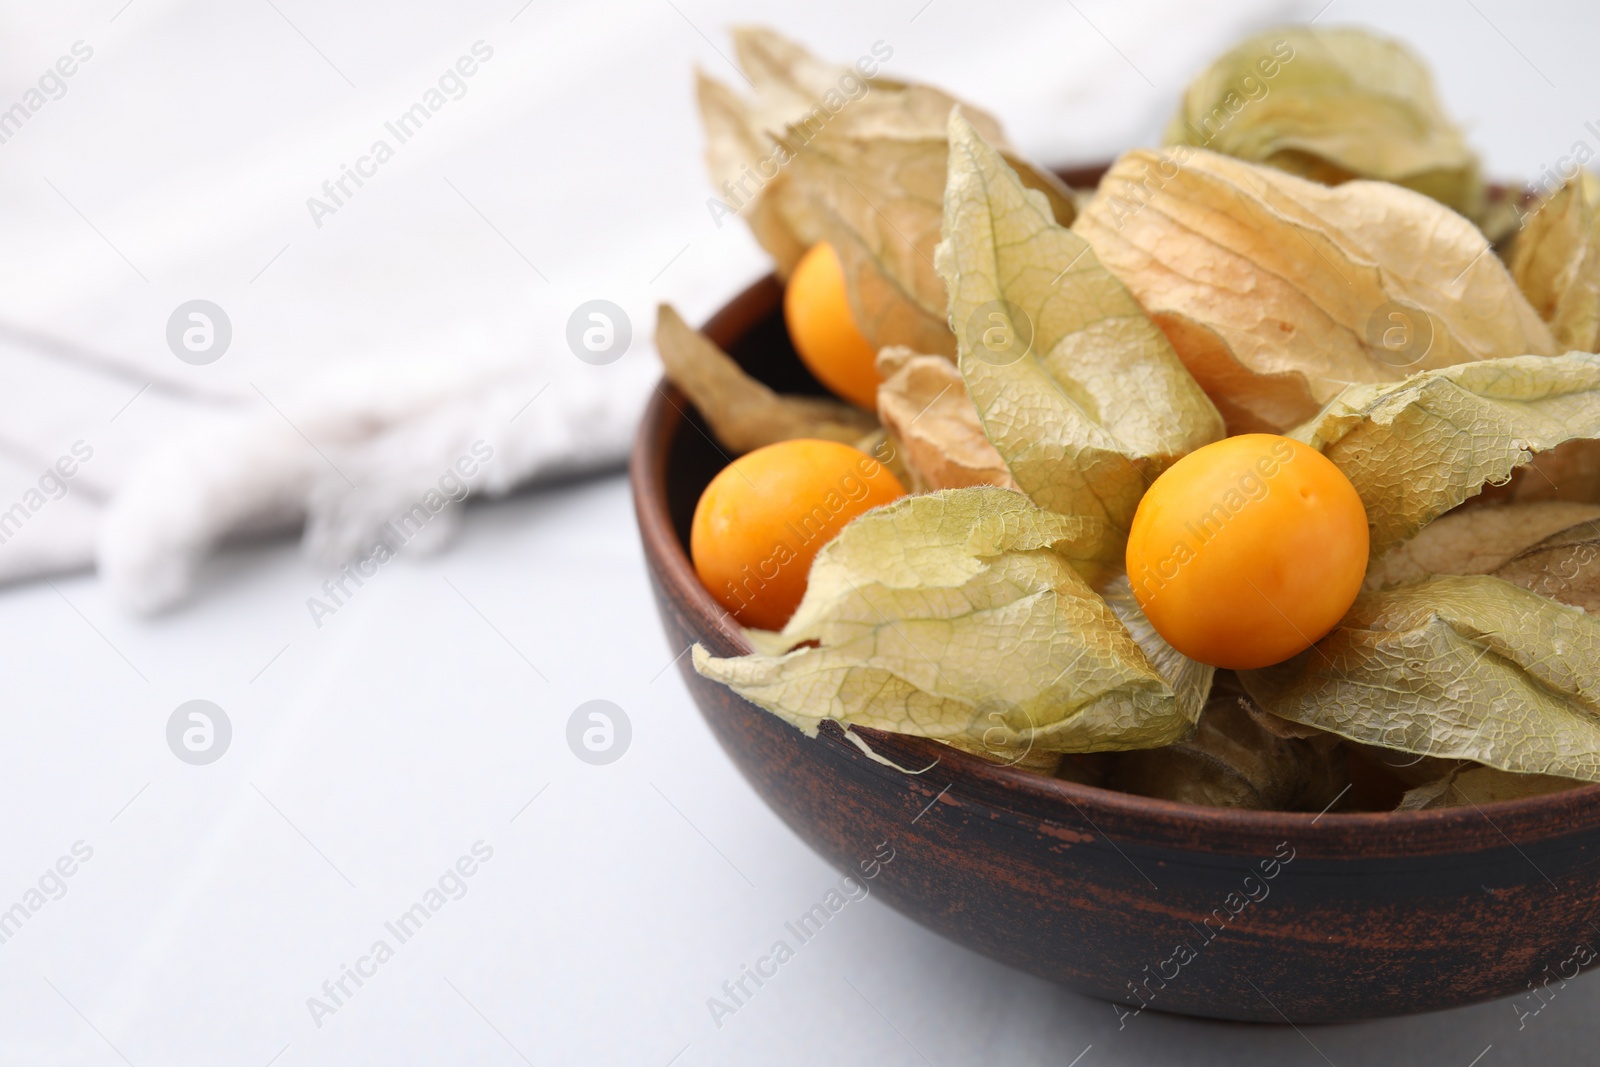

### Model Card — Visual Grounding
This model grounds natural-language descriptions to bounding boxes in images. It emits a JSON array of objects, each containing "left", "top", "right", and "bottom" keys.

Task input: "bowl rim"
[{"left": 632, "top": 272, "right": 1600, "bottom": 848}]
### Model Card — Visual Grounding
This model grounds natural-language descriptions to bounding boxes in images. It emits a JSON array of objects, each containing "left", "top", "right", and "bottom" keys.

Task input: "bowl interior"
[{"left": 648, "top": 231, "right": 1600, "bottom": 837}]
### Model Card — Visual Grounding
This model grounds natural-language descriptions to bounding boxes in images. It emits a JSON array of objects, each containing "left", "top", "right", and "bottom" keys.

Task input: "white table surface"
[
  {"left": 0, "top": 475, "right": 1594, "bottom": 1066},
  {"left": 4, "top": 0, "right": 1600, "bottom": 1063}
]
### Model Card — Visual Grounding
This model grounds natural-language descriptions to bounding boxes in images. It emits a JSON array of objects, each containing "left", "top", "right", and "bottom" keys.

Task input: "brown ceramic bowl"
[{"left": 630, "top": 169, "right": 1600, "bottom": 1023}]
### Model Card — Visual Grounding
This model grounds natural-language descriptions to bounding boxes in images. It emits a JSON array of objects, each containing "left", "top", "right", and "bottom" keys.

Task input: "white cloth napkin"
[{"left": 0, "top": 0, "right": 1305, "bottom": 614}]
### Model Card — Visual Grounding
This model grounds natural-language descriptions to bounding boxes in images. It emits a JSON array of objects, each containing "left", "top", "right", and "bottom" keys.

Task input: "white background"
[{"left": 0, "top": 0, "right": 1597, "bottom": 1063}]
